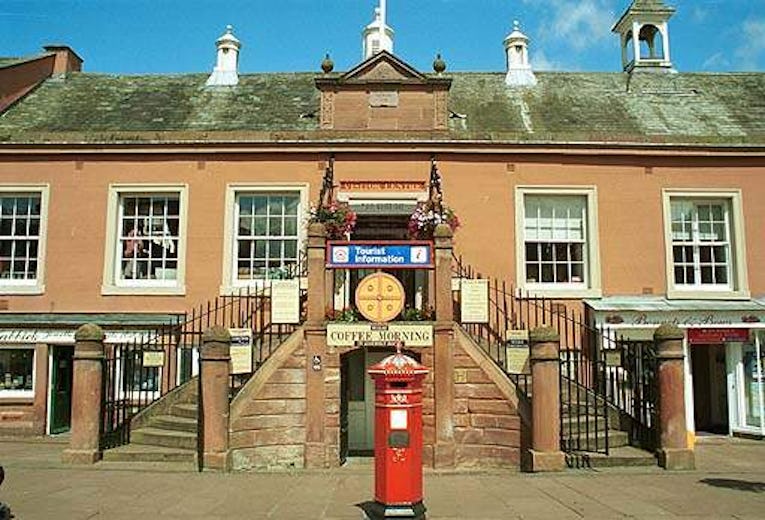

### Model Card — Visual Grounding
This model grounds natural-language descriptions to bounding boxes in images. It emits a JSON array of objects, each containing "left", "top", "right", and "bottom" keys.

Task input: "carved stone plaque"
[{"left": 369, "top": 91, "right": 399, "bottom": 107}]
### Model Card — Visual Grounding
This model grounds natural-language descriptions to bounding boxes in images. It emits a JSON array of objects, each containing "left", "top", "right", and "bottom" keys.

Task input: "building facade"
[{"left": 0, "top": 1, "right": 763, "bottom": 466}]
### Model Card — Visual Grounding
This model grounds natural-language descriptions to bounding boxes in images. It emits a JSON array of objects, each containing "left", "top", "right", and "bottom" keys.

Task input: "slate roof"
[{"left": 1, "top": 70, "right": 764, "bottom": 147}]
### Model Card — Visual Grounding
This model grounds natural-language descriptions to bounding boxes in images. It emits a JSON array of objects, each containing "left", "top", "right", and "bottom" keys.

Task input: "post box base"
[
  {"left": 658, "top": 448, "right": 695, "bottom": 471},
  {"left": 365, "top": 501, "right": 426, "bottom": 520},
  {"left": 61, "top": 449, "right": 102, "bottom": 465}
]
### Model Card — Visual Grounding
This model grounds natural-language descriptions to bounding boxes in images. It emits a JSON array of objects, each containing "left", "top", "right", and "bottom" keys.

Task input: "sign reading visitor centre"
[{"left": 327, "top": 241, "right": 434, "bottom": 269}]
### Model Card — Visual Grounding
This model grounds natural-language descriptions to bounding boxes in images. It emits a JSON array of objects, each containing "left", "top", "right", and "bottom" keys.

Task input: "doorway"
[
  {"left": 49, "top": 345, "right": 74, "bottom": 434},
  {"left": 692, "top": 343, "right": 729, "bottom": 434}
]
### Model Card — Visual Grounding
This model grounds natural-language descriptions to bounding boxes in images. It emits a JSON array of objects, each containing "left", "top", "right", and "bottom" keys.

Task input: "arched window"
[{"left": 639, "top": 24, "right": 664, "bottom": 60}]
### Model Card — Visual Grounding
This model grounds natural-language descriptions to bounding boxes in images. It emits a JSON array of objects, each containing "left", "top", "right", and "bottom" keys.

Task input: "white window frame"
[
  {"left": 220, "top": 183, "right": 308, "bottom": 293},
  {"left": 663, "top": 189, "right": 749, "bottom": 300},
  {"left": 0, "top": 345, "right": 36, "bottom": 399},
  {"left": 0, "top": 185, "right": 49, "bottom": 295},
  {"left": 102, "top": 184, "right": 188, "bottom": 296},
  {"left": 515, "top": 186, "right": 602, "bottom": 298}
]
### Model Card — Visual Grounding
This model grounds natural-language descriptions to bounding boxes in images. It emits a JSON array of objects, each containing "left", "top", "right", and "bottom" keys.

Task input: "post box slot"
[
  {"left": 390, "top": 381, "right": 408, "bottom": 388},
  {"left": 388, "top": 431, "right": 410, "bottom": 448}
]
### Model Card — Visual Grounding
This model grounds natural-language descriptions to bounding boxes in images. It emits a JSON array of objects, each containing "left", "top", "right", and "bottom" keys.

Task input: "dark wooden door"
[{"left": 50, "top": 346, "right": 74, "bottom": 434}]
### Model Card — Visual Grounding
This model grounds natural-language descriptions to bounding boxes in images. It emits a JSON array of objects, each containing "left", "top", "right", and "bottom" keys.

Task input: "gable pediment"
[{"left": 340, "top": 50, "right": 427, "bottom": 84}]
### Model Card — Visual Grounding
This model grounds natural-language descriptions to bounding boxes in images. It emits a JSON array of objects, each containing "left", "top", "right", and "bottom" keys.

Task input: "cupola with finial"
[
  {"left": 504, "top": 20, "right": 537, "bottom": 87},
  {"left": 206, "top": 25, "right": 241, "bottom": 86},
  {"left": 612, "top": 0, "right": 676, "bottom": 73},
  {"left": 362, "top": 0, "right": 394, "bottom": 59}
]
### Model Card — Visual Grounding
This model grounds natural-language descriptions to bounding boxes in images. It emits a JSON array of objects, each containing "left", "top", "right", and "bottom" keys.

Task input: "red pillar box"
[{"left": 367, "top": 344, "right": 428, "bottom": 520}]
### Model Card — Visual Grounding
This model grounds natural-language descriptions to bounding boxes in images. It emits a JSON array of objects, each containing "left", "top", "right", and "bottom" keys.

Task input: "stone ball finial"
[
  {"left": 433, "top": 53, "right": 447, "bottom": 74},
  {"left": 321, "top": 53, "right": 334, "bottom": 74}
]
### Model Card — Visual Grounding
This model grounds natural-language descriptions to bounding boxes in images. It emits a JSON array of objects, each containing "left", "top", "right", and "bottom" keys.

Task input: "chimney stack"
[{"left": 43, "top": 45, "right": 83, "bottom": 76}]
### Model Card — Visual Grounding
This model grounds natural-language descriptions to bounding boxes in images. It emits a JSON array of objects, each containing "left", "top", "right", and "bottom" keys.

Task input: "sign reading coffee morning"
[
  {"left": 327, "top": 241, "right": 434, "bottom": 269},
  {"left": 327, "top": 323, "right": 434, "bottom": 347}
]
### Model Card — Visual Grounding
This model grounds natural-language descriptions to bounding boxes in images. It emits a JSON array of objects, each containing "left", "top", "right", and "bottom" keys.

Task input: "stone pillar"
[
  {"left": 528, "top": 326, "right": 565, "bottom": 472},
  {"left": 200, "top": 326, "right": 231, "bottom": 471},
  {"left": 305, "top": 222, "right": 327, "bottom": 468},
  {"left": 433, "top": 223, "right": 455, "bottom": 468},
  {"left": 654, "top": 324, "right": 695, "bottom": 470},
  {"left": 62, "top": 324, "right": 105, "bottom": 464}
]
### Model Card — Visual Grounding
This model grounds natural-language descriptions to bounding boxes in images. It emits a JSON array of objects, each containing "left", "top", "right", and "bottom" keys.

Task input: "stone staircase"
[{"left": 101, "top": 388, "right": 198, "bottom": 467}]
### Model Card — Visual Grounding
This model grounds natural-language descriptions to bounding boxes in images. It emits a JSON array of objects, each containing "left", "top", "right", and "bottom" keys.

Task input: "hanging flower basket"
[
  {"left": 309, "top": 201, "right": 357, "bottom": 240},
  {"left": 407, "top": 201, "right": 460, "bottom": 240}
]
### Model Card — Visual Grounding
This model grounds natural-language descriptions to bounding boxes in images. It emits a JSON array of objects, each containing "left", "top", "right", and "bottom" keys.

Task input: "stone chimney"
[
  {"left": 206, "top": 25, "right": 241, "bottom": 87},
  {"left": 504, "top": 21, "right": 537, "bottom": 87},
  {"left": 43, "top": 45, "right": 83, "bottom": 76}
]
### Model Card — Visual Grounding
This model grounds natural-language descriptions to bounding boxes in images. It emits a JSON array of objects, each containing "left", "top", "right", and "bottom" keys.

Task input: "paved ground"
[{"left": 0, "top": 436, "right": 763, "bottom": 519}]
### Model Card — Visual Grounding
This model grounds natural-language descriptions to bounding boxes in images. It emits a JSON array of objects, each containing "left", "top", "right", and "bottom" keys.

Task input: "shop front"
[{"left": 586, "top": 298, "right": 765, "bottom": 443}]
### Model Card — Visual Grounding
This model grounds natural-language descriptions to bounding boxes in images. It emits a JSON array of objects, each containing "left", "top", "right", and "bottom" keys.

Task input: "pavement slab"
[{"left": 0, "top": 439, "right": 763, "bottom": 519}]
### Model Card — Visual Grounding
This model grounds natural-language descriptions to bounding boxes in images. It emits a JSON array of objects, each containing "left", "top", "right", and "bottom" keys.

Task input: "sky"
[{"left": 0, "top": 0, "right": 763, "bottom": 74}]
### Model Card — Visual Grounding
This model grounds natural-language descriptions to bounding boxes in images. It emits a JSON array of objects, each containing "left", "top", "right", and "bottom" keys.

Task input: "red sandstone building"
[{"left": 0, "top": 1, "right": 763, "bottom": 470}]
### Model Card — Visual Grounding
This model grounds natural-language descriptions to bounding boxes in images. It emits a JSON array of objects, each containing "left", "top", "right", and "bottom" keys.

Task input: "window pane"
[
  {"left": 526, "top": 264, "right": 539, "bottom": 283},
  {"left": 284, "top": 196, "right": 299, "bottom": 215},
  {"left": 253, "top": 217, "right": 267, "bottom": 235},
  {"left": 714, "top": 266, "right": 728, "bottom": 284},
  {"left": 701, "top": 266, "right": 713, "bottom": 284},
  {"left": 541, "top": 264, "right": 554, "bottom": 283},
  {"left": 526, "top": 243, "right": 538, "bottom": 261},
  {"left": 253, "top": 197, "right": 268, "bottom": 216},
  {"left": 0, "top": 349, "right": 34, "bottom": 391}
]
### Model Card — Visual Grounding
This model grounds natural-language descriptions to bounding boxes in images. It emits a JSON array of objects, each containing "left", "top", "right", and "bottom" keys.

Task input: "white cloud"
[
  {"left": 522, "top": 0, "right": 617, "bottom": 51},
  {"left": 734, "top": 18, "right": 765, "bottom": 70}
]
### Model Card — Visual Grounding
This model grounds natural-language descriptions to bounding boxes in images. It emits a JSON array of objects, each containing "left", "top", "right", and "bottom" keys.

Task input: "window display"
[
  {"left": 743, "top": 342, "right": 764, "bottom": 429},
  {"left": 0, "top": 348, "right": 34, "bottom": 394}
]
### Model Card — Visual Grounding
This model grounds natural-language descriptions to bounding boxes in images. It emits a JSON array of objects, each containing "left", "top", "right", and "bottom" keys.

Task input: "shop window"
[
  {"left": 221, "top": 184, "right": 307, "bottom": 291},
  {"left": 103, "top": 185, "right": 187, "bottom": 295},
  {"left": 0, "top": 347, "right": 34, "bottom": 397},
  {"left": 663, "top": 190, "right": 748, "bottom": 299},
  {"left": 0, "top": 186, "right": 49, "bottom": 295},
  {"left": 515, "top": 187, "right": 601, "bottom": 298}
]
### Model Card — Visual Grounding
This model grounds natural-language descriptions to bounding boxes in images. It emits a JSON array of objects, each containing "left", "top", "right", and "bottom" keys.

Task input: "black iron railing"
[{"left": 452, "top": 255, "right": 657, "bottom": 457}]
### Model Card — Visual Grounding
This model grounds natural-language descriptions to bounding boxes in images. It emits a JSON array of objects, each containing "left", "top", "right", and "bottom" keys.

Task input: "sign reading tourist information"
[
  {"left": 327, "top": 323, "right": 434, "bottom": 347},
  {"left": 327, "top": 241, "right": 434, "bottom": 269}
]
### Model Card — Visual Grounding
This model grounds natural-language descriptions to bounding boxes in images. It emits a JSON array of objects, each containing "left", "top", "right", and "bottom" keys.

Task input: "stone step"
[
  {"left": 131, "top": 427, "right": 197, "bottom": 450},
  {"left": 171, "top": 403, "right": 198, "bottom": 420},
  {"left": 562, "top": 429, "right": 629, "bottom": 451},
  {"left": 566, "top": 446, "right": 657, "bottom": 469},
  {"left": 102, "top": 444, "right": 196, "bottom": 464},
  {"left": 150, "top": 414, "right": 197, "bottom": 433}
]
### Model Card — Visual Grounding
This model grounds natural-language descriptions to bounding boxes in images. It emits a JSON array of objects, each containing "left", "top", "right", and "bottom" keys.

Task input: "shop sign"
[
  {"left": 0, "top": 329, "right": 151, "bottom": 345},
  {"left": 688, "top": 328, "right": 750, "bottom": 345},
  {"left": 229, "top": 328, "right": 253, "bottom": 375},
  {"left": 599, "top": 311, "right": 764, "bottom": 328},
  {"left": 460, "top": 279, "right": 489, "bottom": 324},
  {"left": 327, "top": 242, "right": 433, "bottom": 269},
  {"left": 327, "top": 323, "right": 433, "bottom": 347},
  {"left": 271, "top": 279, "right": 300, "bottom": 324}
]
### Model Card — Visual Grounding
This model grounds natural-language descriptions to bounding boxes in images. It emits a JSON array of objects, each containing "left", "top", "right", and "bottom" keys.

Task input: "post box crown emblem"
[{"left": 368, "top": 343, "right": 428, "bottom": 377}]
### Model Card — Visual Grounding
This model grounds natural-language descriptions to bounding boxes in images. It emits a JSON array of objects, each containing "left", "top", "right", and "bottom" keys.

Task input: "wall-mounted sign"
[
  {"left": 605, "top": 350, "right": 622, "bottom": 367},
  {"left": 327, "top": 323, "right": 433, "bottom": 347},
  {"left": 271, "top": 279, "right": 301, "bottom": 324},
  {"left": 340, "top": 180, "right": 427, "bottom": 192},
  {"left": 369, "top": 91, "right": 400, "bottom": 107},
  {"left": 355, "top": 272, "right": 405, "bottom": 323},
  {"left": 506, "top": 329, "right": 529, "bottom": 346},
  {"left": 229, "top": 328, "right": 253, "bottom": 375},
  {"left": 460, "top": 279, "right": 489, "bottom": 324},
  {"left": 688, "top": 328, "right": 750, "bottom": 345},
  {"left": 142, "top": 351, "right": 165, "bottom": 368},
  {"left": 327, "top": 241, "right": 433, "bottom": 269}
]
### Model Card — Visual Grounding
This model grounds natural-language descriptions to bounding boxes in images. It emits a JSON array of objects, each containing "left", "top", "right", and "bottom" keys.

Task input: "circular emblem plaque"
[{"left": 355, "top": 272, "right": 406, "bottom": 323}]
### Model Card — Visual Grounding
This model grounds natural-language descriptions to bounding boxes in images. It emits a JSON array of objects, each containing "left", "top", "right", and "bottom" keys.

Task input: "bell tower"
[
  {"left": 363, "top": 0, "right": 394, "bottom": 59},
  {"left": 612, "top": 0, "right": 676, "bottom": 73},
  {"left": 504, "top": 21, "right": 537, "bottom": 87},
  {"left": 206, "top": 25, "right": 241, "bottom": 86}
]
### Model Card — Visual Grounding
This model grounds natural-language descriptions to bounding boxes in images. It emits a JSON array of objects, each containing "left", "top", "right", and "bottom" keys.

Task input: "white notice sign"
[
  {"left": 229, "top": 328, "right": 253, "bottom": 375},
  {"left": 142, "top": 351, "right": 165, "bottom": 368},
  {"left": 271, "top": 280, "right": 300, "bottom": 324},
  {"left": 460, "top": 279, "right": 489, "bottom": 324}
]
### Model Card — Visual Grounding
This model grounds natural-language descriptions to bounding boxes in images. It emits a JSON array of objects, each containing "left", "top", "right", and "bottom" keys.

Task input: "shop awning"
[{"left": 584, "top": 297, "right": 765, "bottom": 313}]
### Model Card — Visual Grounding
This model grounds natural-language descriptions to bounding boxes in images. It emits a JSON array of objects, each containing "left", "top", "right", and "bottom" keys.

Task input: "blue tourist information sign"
[{"left": 326, "top": 241, "right": 434, "bottom": 269}]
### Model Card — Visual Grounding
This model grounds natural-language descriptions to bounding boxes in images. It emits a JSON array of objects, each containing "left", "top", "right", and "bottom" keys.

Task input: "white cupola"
[
  {"left": 362, "top": 0, "right": 394, "bottom": 60},
  {"left": 206, "top": 25, "right": 241, "bottom": 87},
  {"left": 612, "top": 0, "right": 676, "bottom": 73},
  {"left": 504, "top": 21, "right": 537, "bottom": 87}
]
